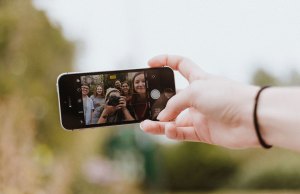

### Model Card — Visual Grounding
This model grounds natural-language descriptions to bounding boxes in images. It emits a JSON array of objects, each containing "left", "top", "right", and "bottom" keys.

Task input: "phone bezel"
[{"left": 56, "top": 67, "right": 175, "bottom": 130}]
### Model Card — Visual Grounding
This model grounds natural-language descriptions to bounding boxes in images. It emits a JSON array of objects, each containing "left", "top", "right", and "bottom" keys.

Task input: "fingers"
[
  {"left": 157, "top": 86, "right": 192, "bottom": 121},
  {"left": 175, "top": 108, "right": 193, "bottom": 127},
  {"left": 140, "top": 120, "right": 203, "bottom": 142},
  {"left": 148, "top": 55, "right": 207, "bottom": 82},
  {"left": 141, "top": 109, "right": 194, "bottom": 135},
  {"left": 140, "top": 120, "right": 166, "bottom": 135},
  {"left": 165, "top": 123, "right": 201, "bottom": 142}
]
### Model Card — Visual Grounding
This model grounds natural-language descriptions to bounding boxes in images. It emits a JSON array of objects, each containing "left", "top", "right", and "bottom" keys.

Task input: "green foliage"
[
  {"left": 230, "top": 149, "right": 300, "bottom": 190},
  {"left": 0, "top": 0, "right": 75, "bottom": 149},
  {"left": 158, "top": 143, "right": 238, "bottom": 191},
  {"left": 252, "top": 68, "right": 300, "bottom": 86},
  {"left": 252, "top": 68, "right": 279, "bottom": 86},
  {"left": 246, "top": 170, "right": 300, "bottom": 189}
]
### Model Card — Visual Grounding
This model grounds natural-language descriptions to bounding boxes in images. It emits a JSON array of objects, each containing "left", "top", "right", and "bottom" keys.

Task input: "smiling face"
[
  {"left": 96, "top": 86, "right": 103, "bottom": 95},
  {"left": 121, "top": 82, "right": 129, "bottom": 93},
  {"left": 81, "top": 85, "right": 89, "bottom": 96},
  {"left": 134, "top": 73, "right": 145, "bottom": 94},
  {"left": 115, "top": 80, "right": 121, "bottom": 89}
]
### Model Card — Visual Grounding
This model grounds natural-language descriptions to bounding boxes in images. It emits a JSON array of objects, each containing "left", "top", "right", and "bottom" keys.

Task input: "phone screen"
[{"left": 57, "top": 67, "right": 175, "bottom": 130}]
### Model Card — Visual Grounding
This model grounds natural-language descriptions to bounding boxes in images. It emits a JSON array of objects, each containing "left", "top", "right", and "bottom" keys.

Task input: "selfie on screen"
[{"left": 80, "top": 71, "right": 175, "bottom": 125}]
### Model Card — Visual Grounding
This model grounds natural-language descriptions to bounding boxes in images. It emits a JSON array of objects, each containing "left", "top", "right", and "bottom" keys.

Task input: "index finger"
[{"left": 148, "top": 55, "right": 207, "bottom": 82}]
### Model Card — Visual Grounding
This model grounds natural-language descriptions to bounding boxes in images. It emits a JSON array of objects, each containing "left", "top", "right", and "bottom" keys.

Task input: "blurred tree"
[
  {"left": 0, "top": 0, "right": 75, "bottom": 149},
  {"left": 252, "top": 68, "right": 279, "bottom": 86},
  {"left": 103, "top": 127, "right": 159, "bottom": 189},
  {"left": 0, "top": 0, "right": 80, "bottom": 193},
  {"left": 158, "top": 143, "right": 237, "bottom": 191}
]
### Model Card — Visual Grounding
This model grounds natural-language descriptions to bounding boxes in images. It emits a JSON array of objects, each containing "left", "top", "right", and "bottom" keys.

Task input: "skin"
[
  {"left": 121, "top": 83, "right": 129, "bottom": 95},
  {"left": 96, "top": 86, "right": 103, "bottom": 96},
  {"left": 81, "top": 85, "right": 89, "bottom": 97},
  {"left": 134, "top": 74, "right": 146, "bottom": 98},
  {"left": 140, "top": 55, "right": 300, "bottom": 152},
  {"left": 115, "top": 80, "right": 121, "bottom": 89}
]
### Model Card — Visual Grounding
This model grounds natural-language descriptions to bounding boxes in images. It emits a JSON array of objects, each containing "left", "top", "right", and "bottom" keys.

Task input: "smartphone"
[{"left": 57, "top": 67, "right": 176, "bottom": 130}]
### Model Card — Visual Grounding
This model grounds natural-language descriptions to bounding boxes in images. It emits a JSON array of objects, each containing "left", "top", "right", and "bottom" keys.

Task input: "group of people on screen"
[{"left": 81, "top": 72, "right": 150, "bottom": 125}]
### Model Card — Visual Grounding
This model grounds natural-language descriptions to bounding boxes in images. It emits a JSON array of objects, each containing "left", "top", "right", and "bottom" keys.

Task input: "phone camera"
[{"left": 151, "top": 75, "right": 156, "bottom": 79}]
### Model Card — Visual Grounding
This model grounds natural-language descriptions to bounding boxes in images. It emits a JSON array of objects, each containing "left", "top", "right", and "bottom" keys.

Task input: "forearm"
[
  {"left": 122, "top": 108, "right": 135, "bottom": 121},
  {"left": 256, "top": 87, "right": 300, "bottom": 151},
  {"left": 98, "top": 110, "right": 108, "bottom": 124}
]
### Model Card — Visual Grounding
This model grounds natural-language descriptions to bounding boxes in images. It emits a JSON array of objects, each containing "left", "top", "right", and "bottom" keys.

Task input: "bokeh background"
[{"left": 1, "top": 0, "right": 300, "bottom": 194}]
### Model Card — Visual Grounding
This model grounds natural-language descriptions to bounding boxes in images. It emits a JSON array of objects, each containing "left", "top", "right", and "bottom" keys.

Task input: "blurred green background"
[{"left": 1, "top": 0, "right": 300, "bottom": 194}]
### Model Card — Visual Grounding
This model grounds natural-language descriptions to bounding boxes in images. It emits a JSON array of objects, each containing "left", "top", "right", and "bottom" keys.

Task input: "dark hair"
[
  {"left": 93, "top": 85, "right": 105, "bottom": 98},
  {"left": 81, "top": 84, "right": 89, "bottom": 88},
  {"left": 121, "top": 81, "right": 129, "bottom": 86}
]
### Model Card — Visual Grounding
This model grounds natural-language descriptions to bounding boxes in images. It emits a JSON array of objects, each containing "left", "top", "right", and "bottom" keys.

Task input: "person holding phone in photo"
[
  {"left": 98, "top": 88, "right": 135, "bottom": 124},
  {"left": 81, "top": 84, "right": 94, "bottom": 125},
  {"left": 131, "top": 72, "right": 150, "bottom": 120},
  {"left": 90, "top": 85, "right": 105, "bottom": 124}
]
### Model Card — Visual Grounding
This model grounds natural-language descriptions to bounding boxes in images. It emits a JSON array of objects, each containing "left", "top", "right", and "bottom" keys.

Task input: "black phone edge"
[{"left": 56, "top": 67, "right": 175, "bottom": 131}]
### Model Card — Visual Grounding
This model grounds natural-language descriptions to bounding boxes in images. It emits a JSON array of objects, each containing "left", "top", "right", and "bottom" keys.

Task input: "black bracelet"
[{"left": 253, "top": 86, "right": 273, "bottom": 149}]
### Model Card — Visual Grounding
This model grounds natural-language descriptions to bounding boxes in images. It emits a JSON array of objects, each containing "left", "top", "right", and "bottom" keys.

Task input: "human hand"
[
  {"left": 140, "top": 55, "right": 260, "bottom": 149},
  {"left": 117, "top": 96, "right": 127, "bottom": 110},
  {"left": 103, "top": 104, "right": 118, "bottom": 115}
]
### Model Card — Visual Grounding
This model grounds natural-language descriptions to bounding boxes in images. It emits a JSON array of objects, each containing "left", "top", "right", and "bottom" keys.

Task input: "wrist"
[
  {"left": 239, "top": 85, "right": 262, "bottom": 148},
  {"left": 257, "top": 87, "right": 282, "bottom": 148},
  {"left": 258, "top": 87, "right": 300, "bottom": 151}
]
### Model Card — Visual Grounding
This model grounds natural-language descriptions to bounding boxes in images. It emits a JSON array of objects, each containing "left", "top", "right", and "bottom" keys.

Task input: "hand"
[
  {"left": 152, "top": 108, "right": 161, "bottom": 119},
  {"left": 117, "top": 96, "right": 127, "bottom": 110},
  {"left": 103, "top": 104, "right": 118, "bottom": 115},
  {"left": 140, "top": 55, "right": 260, "bottom": 149}
]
